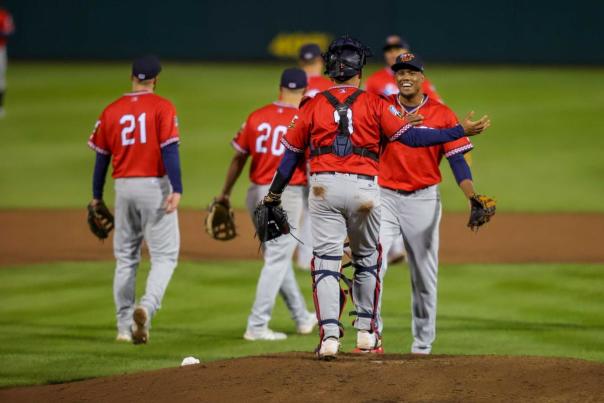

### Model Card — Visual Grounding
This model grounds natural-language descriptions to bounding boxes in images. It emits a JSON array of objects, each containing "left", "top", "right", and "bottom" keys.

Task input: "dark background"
[{"left": 4, "top": 0, "right": 604, "bottom": 64}]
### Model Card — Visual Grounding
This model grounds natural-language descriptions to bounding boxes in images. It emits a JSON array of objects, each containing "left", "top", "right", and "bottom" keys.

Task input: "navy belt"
[
  {"left": 382, "top": 185, "right": 429, "bottom": 195},
  {"left": 313, "top": 171, "right": 376, "bottom": 182}
]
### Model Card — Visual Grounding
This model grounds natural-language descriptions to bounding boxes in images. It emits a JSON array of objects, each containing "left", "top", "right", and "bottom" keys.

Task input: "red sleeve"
[
  {"left": 158, "top": 101, "right": 180, "bottom": 148},
  {"left": 442, "top": 110, "right": 473, "bottom": 157},
  {"left": 231, "top": 118, "right": 252, "bottom": 154},
  {"left": 87, "top": 112, "right": 110, "bottom": 155},
  {"left": 376, "top": 97, "right": 412, "bottom": 141},
  {"left": 282, "top": 107, "right": 309, "bottom": 153}
]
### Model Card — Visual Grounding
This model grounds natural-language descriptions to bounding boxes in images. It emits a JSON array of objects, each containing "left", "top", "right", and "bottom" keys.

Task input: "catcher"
[{"left": 208, "top": 67, "right": 317, "bottom": 341}]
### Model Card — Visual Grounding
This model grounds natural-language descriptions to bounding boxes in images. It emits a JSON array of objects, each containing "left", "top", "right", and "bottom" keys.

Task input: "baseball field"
[{"left": 0, "top": 62, "right": 603, "bottom": 402}]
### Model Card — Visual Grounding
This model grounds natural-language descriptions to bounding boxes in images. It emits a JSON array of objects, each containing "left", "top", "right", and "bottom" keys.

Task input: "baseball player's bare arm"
[{"left": 217, "top": 151, "right": 248, "bottom": 204}]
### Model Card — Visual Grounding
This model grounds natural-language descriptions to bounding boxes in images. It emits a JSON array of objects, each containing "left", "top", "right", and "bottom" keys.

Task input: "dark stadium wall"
[{"left": 4, "top": 0, "right": 603, "bottom": 64}]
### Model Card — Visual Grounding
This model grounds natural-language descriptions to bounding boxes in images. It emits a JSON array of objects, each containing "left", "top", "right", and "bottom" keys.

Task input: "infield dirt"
[
  {"left": 1, "top": 210, "right": 603, "bottom": 266},
  {"left": 1, "top": 353, "right": 603, "bottom": 402}
]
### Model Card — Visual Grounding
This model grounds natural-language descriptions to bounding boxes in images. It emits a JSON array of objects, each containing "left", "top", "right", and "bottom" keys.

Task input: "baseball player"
[
  {"left": 87, "top": 56, "right": 182, "bottom": 344},
  {"left": 376, "top": 53, "right": 487, "bottom": 354},
  {"left": 366, "top": 35, "right": 443, "bottom": 265},
  {"left": 298, "top": 43, "right": 332, "bottom": 98},
  {"left": 260, "top": 35, "right": 489, "bottom": 359},
  {"left": 215, "top": 67, "right": 317, "bottom": 341},
  {"left": 0, "top": 2, "right": 14, "bottom": 118},
  {"left": 295, "top": 43, "right": 333, "bottom": 270},
  {"left": 365, "top": 35, "right": 441, "bottom": 103}
]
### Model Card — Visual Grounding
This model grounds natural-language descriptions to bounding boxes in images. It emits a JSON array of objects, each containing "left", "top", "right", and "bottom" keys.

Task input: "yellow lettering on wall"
[{"left": 268, "top": 32, "right": 333, "bottom": 58}]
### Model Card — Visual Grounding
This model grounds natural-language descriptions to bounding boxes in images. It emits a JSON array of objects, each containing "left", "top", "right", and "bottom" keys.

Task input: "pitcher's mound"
[{"left": 2, "top": 353, "right": 603, "bottom": 402}]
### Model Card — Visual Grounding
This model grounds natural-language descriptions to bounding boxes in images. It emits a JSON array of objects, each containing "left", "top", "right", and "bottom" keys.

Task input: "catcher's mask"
[{"left": 323, "top": 35, "right": 373, "bottom": 81}]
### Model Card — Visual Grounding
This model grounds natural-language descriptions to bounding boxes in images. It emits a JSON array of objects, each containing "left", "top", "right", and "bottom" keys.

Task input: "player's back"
[
  {"left": 90, "top": 91, "right": 179, "bottom": 178},
  {"left": 379, "top": 95, "right": 471, "bottom": 190},
  {"left": 294, "top": 86, "right": 392, "bottom": 176},
  {"left": 232, "top": 102, "right": 306, "bottom": 186}
]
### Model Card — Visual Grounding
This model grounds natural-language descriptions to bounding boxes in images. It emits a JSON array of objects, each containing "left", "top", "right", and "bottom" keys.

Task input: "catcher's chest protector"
[{"left": 309, "top": 90, "right": 378, "bottom": 162}]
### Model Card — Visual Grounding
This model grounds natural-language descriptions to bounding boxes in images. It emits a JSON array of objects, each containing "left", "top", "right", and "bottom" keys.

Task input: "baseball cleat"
[
  {"left": 115, "top": 331, "right": 132, "bottom": 342},
  {"left": 411, "top": 345, "right": 431, "bottom": 355},
  {"left": 318, "top": 337, "right": 339, "bottom": 360},
  {"left": 352, "top": 330, "right": 384, "bottom": 354},
  {"left": 132, "top": 306, "right": 149, "bottom": 345},
  {"left": 243, "top": 328, "right": 287, "bottom": 341},
  {"left": 297, "top": 312, "right": 319, "bottom": 335}
]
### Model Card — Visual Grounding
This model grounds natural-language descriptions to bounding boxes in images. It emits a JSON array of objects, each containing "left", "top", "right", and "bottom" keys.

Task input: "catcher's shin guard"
[
  {"left": 350, "top": 244, "right": 382, "bottom": 335},
  {"left": 310, "top": 254, "right": 346, "bottom": 353}
]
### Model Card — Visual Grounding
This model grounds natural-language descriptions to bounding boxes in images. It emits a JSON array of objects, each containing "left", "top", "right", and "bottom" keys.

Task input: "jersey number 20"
[
  {"left": 120, "top": 113, "right": 147, "bottom": 146},
  {"left": 256, "top": 123, "right": 286, "bottom": 156}
]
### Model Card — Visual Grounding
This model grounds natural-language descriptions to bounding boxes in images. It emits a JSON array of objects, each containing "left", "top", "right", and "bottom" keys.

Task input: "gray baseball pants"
[
  {"left": 245, "top": 184, "right": 310, "bottom": 331},
  {"left": 113, "top": 177, "right": 180, "bottom": 334},
  {"left": 378, "top": 185, "right": 441, "bottom": 354},
  {"left": 309, "top": 173, "right": 381, "bottom": 340}
]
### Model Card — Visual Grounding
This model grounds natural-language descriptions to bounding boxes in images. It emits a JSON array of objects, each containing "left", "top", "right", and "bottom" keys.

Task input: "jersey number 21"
[{"left": 120, "top": 113, "right": 147, "bottom": 146}]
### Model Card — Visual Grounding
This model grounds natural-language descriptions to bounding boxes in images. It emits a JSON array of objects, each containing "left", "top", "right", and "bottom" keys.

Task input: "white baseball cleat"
[
  {"left": 132, "top": 306, "right": 149, "bottom": 345},
  {"left": 318, "top": 337, "right": 339, "bottom": 360},
  {"left": 243, "top": 328, "right": 287, "bottom": 341},
  {"left": 297, "top": 312, "right": 318, "bottom": 335},
  {"left": 115, "top": 331, "right": 132, "bottom": 342},
  {"left": 356, "top": 330, "right": 377, "bottom": 350},
  {"left": 353, "top": 330, "right": 384, "bottom": 354}
]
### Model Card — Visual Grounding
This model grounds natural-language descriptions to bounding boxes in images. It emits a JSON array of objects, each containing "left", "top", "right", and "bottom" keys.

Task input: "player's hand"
[
  {"left": 406, "top": 113, "right": 424, "bottom": 126},
  {"left": 164, "top": 193, "right": 181, "bottom": 213},
  {"left": 215, "top": 194, "right": 230, "bottom": 207},
  {"left": 461, "top": 111, "right": 490, "bottom": 136}
]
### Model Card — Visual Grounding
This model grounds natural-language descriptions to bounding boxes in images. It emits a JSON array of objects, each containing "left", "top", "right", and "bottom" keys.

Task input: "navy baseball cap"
[
  {"left": 391, "top": 53, "right": 424, "bottom": 73},
  {"left": 132, "top": 55, "right": 162, "bottom": 80},
  {"left": 383, "top": 35, "right": 410, "bottom": 51},
  {"left": 299, "top": 43, "right": 322, "bottom": 61},
  {"left": 280, "top": 67, "right": 308, "bottom": 89}
]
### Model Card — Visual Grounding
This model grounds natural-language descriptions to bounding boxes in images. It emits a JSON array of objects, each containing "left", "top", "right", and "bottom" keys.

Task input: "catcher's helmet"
[{"left": 323, "top": 35, "right": 372, "bottom": 80}]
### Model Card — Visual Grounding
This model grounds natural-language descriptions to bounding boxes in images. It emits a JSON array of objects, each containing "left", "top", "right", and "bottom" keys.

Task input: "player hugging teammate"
[{"left": 257, "top": 35, "right": 491, "bottom": 359}]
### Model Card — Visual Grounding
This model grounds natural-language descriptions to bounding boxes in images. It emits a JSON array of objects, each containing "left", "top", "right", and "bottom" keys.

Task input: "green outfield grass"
[
  {"left": 0, "top": 62, "right": 603, "bottom": 211},
  {"left": 0, "top": 260, "right": 602, "bottom": 387}
]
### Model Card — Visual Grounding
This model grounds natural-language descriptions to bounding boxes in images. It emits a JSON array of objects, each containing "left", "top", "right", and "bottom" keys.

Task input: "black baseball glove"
[
  {"left": 87, "top": 200, "right": 114, "bottom": 240},
  {"left": 205, "top": 199, "right": 237, "bottom": 241},
  {"left": 253, "top": 192, "right": 290, "bottom": 242},
  {"left": 467, "top": 194, "right": 496, "bottom": 231}
]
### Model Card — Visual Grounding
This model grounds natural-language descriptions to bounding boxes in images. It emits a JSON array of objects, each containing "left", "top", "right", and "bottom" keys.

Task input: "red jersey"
[
  {"left": 304, "top": 75, "right": 333, "bottom": 98},
  {"left": 365, "top": 67, "right": 442, "bottom": 103},
  {"left": 379, "top": 95, "right": 473, "bottom": 191},
  {"left": 283, "top": 86, "right": 413, "bottom": 177},
  {"left": 0, "top": 9, "right": 15, "bottom": 47},
  {"left": 87, "top": 91, "right": 180, "bottom": 179},
  {"left": 232, "top": 102, "right": 307, "bottom": 186}
]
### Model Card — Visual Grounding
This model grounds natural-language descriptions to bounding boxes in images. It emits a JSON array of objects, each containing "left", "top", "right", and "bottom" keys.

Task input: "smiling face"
[{"left": 395, "top": 68, "right": 424, "bottom": 98}]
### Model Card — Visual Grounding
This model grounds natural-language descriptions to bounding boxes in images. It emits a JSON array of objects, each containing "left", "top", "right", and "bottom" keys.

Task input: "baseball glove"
[
  {"left": 467, "top": 194, "right": 496, "bottom": 231},
  {"left": 205, "top": 199, "right": 237, "bottom": 241},
  {"left": 87, "top": 200, "right": 114, "bottom": 240},
  {"left": 253, "top": 193, "right": 290, "bottom": 242}
]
